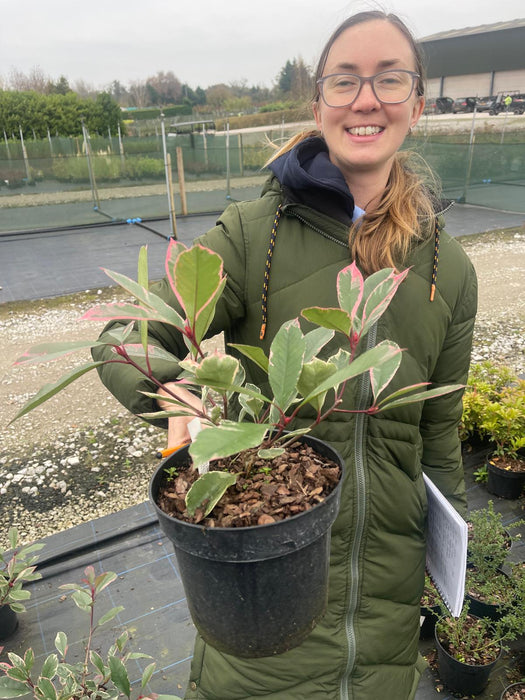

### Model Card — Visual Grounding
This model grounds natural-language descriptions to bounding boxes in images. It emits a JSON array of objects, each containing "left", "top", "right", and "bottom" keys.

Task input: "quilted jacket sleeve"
[
  {"left": 91, "top": 204, "right": 247, "bottom": 426},
  {"left": 420, "top": 246, "right": 478, "bottom": 516}
]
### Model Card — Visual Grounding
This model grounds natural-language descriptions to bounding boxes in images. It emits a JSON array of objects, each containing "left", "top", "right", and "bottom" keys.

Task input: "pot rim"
[
  {"left": 149, "top": 433, "right": 344, "bottom": 534},
  {"left": 435, "top": 616, "right": 502, "bottom": 669}
]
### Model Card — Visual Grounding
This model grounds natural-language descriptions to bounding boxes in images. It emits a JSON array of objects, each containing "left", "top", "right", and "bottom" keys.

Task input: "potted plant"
[
  {"left": 0, "top": 565, "right": 182, "bottom": 700},
  {"left": 434, "top": 563, "right": 525, "bottom": 696},
  {"left": 9, "top": 241, "right": 463, "bottom": 658},
  {"left": 0, "top": 528, "right": 43, "bottom": 642},
  {"left": 465, "top": 502, "right": 524, "bottom": 620},
  {"left": 459, "top": 361, "right": 516, "bottom": 468},
  {"left": 481, "top": 380, "right": 525, "bottom": 499},
  {"left": 501, "top": 681, "right": 525, "bottom": 699}
]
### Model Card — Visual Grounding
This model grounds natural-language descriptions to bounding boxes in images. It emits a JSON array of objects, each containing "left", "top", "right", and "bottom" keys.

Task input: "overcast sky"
[{"left": 1, "top": 0, "right": 523, "bottom": 91}]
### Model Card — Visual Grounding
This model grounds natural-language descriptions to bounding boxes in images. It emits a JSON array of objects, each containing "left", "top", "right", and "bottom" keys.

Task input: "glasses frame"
[{"left": 317, "top": 69, "right": 420, "bottom": 108}]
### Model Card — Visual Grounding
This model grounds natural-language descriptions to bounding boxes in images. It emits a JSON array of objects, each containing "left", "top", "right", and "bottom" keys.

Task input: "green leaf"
[
  {"left": 297, "top": 359, "right": 338, "bottom": 412},
  {"left": 6, "top": 590, "right": 30, "bottom": 602},
  {"left": 268, "top": 320, "right": 305, "bottom": 413},
  {"left": 82, "top": 301, "right": 183, "bottom": 327},
  {"left": 369, "top": 341, "right": 403, "bottom": 403},
  {"left": 34, "top": 677, "right": 56, "bottom": 700},
  {"left": 172, "top": 245, "right": 225, "bottom": 335},
  {"left": 13, "top": 340, "right": 104, "bottom": 366},
  {"left": 94, "top": 571, "right": 117, "bottom": 594},
  {"left": 71, "top": 589, "right": 92, "bottom": 611},
  {"left": 96, "top": 268, "right": 185, "bottom": 329},
  {"left": 301, "top": 307, "right": 351, "bottom": 336},
  {"left": 301, "top": 342, "right": 401, "bottom": 406},
  {"left": 6, "top": 603, "right": 26, "bottom": 614},
  {"left": 189, "top": 422, "right": 268, "bottom": 470},
  {"left": 186, "top": 471, "right": 238, "bottom": 517},
  {"left": 8, "top": 527, "right": 18, "bottom": 550},
  {"left": 141, "top": 662, "right": 156, "bottom": 688},
  {"left": 228, "top": 343, "right": 269, "bottom": 373},
  {"left": 97, "top": 606, "right": 124, "bottom": 628},
  {"left": 257, "top": 447, "right": 285, "bottom": 459},
  {"left": 22, "top": 650, "right": 34, "bottom": 675},
  {"left": 238, "top": 383, "right": 265, "bottom": 421},
  {"left": 303, "top": 327, "right": 335, "bottom": 362},
  {"left": 4, "top": 670, "right": 27, "bottom": 684},
  {"left": 108, "top": 656, "right": 130, "bottom": 698},
  {"left": 376, "top": 384, "right": 464, "bottom": 412},
  {"left": 0, "top": 677, "right": 29, "bottom": 698},
  {"left": 194, "top": 276, "right": 227, "bottom": 346},
  {"left": 360, "top": 268, "right": 409, "bottom": 337},
  {"left": 8, "top": 361, "right": 106, "bottom": 424},
  {"left": 336, "top": 262, "right": 363, "bottom": 320},
  {"left": 89, "top": 651, "right": 106, "bottom": 676},
  {"left": 194, "top": 354, "right": 242, "bottom": 390},
  {"left": 40, "top": 655, "right": 58, "bottom": 680},
  {"left": 138, "top": 245, "right": 149, "bottom": 355}
]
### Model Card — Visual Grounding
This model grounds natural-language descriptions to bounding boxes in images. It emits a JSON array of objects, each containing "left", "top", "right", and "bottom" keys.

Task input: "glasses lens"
[
  {"left": 322, "top": 74, "right": 361, "bottom": 107},
  {"left": 321, "top": 71, "right": 416, "bottom": 106},
  {"left": 372, "top": 71, "right": 414, "bottom": 103}
]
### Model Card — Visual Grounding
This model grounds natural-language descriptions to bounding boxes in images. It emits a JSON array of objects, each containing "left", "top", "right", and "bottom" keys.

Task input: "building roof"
[
  {"left": 420, "top": 17, "right": 525, "bottom": 42},
  {"left": 420, "top": 19, "right": 525, "bottom": 78}
]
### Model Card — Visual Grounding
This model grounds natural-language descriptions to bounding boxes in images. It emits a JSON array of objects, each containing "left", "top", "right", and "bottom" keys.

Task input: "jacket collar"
[{"left": 267, "top": 137, "right": 356, "bottom": 226}]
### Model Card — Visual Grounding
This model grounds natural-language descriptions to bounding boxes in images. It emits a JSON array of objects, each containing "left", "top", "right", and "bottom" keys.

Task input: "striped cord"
[{"left": 260, "top": 203, "right": 283, "bottom": 340}]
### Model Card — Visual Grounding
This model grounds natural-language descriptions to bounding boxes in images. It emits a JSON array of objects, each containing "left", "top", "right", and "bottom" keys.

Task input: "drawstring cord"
[
  {"left": 260, "top": 203, "right": 283, "bottom": 340},
  {"left": 430, "top": 218, "right": 441, "bottom": 302}
]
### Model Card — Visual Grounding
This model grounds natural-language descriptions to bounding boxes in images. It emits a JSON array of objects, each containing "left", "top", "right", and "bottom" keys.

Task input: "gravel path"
[{"left": 1, "top": 227, "right": 524, "bottom": 547}]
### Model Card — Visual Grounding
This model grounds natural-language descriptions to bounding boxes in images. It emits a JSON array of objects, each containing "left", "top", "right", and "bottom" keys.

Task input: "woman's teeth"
[{"left": 347, "top": 126, "right": 382, "bottom": 136}]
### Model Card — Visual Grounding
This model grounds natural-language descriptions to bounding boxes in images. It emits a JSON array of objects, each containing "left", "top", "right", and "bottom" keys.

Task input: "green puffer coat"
[{"left": 94, "top": 174, "right": 477, "bottom": 700}]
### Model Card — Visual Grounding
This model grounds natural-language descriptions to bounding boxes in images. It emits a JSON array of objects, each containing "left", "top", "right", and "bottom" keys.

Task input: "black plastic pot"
[
  {"left": 487, "top": 459, "right": 525, "bottom": 500},
  {"left": 466, "top": 569, "right": 510, "bottom": 621},
  {"left": 149, "top": 434, "right": 344, "bottom": 658},
  {"left": 0, "top": 604, "right": 18, "bottom": 641},
  {"left": 435, "top": 625, "right": 501, "bottom": 696},
  {"left": 501, "top": 682, "right": 525, "bottom": 699}
]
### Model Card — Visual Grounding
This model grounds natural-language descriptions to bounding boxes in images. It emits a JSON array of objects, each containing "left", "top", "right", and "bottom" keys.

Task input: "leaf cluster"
[
  {"left": 0, "top": 566, "right": 181, "bottom": 700},
  {"left": 9, "top": 242, "right": 463, "bottom": 521},
  {"left": 0, "top": 528, "right": 43, "bottom": 613},
  {"left": 460, "top": 361, "right": 525, "bottom": 458}
]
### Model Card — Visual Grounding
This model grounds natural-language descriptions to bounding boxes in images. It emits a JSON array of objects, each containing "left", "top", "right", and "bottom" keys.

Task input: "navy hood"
[{"left": 268, "top": 136, "right": 355, "bottom": 225}]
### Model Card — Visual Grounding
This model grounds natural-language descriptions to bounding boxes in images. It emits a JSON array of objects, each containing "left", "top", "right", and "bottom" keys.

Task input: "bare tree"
[
  {"left": 145, "top": 70, "right": 182, "bottom": 105},
  {"left": 8, "top": 66, "right": 49, "bottom": 92},
  {"left": 128, "top": 80, "right": 149, "bottom": 108},
  {"left": 72, "top": 79, "right": 98, "bottom": 99}
]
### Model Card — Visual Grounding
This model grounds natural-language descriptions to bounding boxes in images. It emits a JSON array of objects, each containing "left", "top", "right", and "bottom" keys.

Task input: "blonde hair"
[{"left": 266, "top": 11, "right": 439, "bottom": 275}]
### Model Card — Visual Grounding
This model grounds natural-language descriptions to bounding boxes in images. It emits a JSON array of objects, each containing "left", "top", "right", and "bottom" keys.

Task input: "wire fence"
[{"left": 1, "top": 121, "right": 524, "bottom": 234}]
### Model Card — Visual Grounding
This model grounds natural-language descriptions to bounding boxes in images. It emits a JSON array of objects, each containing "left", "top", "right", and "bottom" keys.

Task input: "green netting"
[{"left": 1, "top": 131, "right": 524, "bottom": 234}]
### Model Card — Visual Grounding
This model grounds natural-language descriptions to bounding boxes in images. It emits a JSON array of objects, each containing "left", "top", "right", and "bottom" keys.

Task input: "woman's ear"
[{"left": 411, "top": 96, "right": 425, "bottom": 128}]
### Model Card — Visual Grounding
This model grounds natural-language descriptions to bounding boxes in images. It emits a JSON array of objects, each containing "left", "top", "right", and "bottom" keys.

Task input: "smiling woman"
[{"left": 91, "top": 10, "right": 478, "bottom": 700}]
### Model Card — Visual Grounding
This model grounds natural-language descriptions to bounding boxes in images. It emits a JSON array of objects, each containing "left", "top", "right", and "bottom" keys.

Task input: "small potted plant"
[
  {"left": 434, "top": 562, "right": 525, "bottom": 696},
  {"left": 9, "top": 242, "right": 463, "bottom": 658},
  {"left": 0, "top": 528, "right": 43, "bottom": 642},
  {"left": 466, "top": 502, "right": 523, "bottom": 619},
  {"left": 459, "top": 361, "right": 516, "bottom": 468},
  {"left": 481, "top": 380, "right": 525, "bottom": 499},
  {"left": 0, "top": 565, "right": 182, "bottom": 700},
  {"left": 501, "top": 681, "right": 525, "bottom": 699}
]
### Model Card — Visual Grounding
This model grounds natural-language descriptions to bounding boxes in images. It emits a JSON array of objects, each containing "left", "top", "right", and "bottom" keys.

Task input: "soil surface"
[
  {"left": 1, "top": 226, "right": 524, "bottom": 547},
  {"left": 156, "top": 441, "right": 341, "bottom": 527}
]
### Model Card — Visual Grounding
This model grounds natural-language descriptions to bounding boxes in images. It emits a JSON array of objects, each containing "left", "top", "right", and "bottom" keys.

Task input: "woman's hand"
[{"left": 157, "top": 383, "right": 204, "bottom": 447}]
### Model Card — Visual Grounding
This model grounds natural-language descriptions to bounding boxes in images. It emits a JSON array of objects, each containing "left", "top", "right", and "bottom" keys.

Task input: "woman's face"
[{"left": 313, "top": 20, "right": 425, "bottom": 188}]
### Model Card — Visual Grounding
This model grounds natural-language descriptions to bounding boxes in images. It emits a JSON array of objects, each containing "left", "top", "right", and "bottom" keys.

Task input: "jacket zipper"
[
  {"left": 339, "top": 323, "right": 376, "bottom": 700},
  {"left": 287, "top": 209, "right": 349, "bottom": 249}
]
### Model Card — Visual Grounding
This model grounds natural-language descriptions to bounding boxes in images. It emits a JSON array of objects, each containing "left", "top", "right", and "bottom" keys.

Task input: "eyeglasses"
[{"left": 317, "top": 70, "right": 420, "bottom": 108}]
